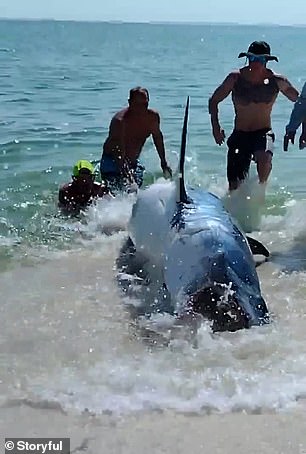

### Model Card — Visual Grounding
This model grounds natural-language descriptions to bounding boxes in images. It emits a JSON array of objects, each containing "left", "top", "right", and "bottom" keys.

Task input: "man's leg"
[
  {"left": 133, "top": 161, "right": 145, "bottom": 188},
  {"left": 253, "top": 130, "right": 274, "bottom": 184},
  {"left": 253, "top": 150, "right": 272, "bottom": 183},
  {"left": 100, "top": 154, "right": 122, "bottom": 191},
  {"left": 227, "top": 132, "right": 252, "bottom": 191}
]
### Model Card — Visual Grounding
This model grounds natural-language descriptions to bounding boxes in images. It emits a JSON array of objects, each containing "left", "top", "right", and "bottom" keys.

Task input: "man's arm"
[
  {"left": 58, "top": 186, "right": 78, "bottom": 214},
  {"left": 286, "top": 97, "right": 306, "bottom": 133},
  {"left": 58, "top": 187, "right": 68, "bottom": 208},
  {"left": 282, "top": 81, "right": 306, "bottom": 151},
  {"left": 208, "top": 72, "right": 237, "bottom": 145},
  {"left": 104, "top": 117, "right": 126, "bottom": 169},
  {"left": 276, "top": 76, "right": 299, "bottom": 102},
  {"left": 96, "top": 183, "right": 115, "bottom": 199},
  {"left": 300, "top": 122, "right": 306, "bottom": 149},
  {"left": 151, "top": 112, "right": 172, "bottom": 177}
]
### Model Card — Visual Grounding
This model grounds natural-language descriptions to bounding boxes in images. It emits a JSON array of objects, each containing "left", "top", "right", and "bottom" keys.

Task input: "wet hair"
[{"left": 129, "top": 86, "right": 149, "bottom": 102}]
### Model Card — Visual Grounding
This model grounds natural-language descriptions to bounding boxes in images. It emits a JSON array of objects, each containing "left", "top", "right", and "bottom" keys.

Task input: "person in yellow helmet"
[{"left": 58, "top": 160, "right": 113, "bottom": 214}]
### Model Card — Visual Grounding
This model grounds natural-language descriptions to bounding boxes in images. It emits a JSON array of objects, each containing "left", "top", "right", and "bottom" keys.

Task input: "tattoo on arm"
[
  {"left": 277, "top": 76, "right": 299, "bottom": 102},
  {"left": 209, "top": 73, "right": 237, "bottom": 110},
  {"left": 208, "top": 72, "right": 237, "bottom": 126}
]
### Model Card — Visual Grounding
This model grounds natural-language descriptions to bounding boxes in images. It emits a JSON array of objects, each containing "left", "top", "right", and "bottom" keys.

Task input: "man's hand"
[
  {"left": 299, "top": 133, "right": 306, "bottom": 150},
  {"left": 161, "top": 162, "right": 172, "bottom": 179},
  {"left": 212, "top": 126, "right": 226, "bottom": 145},
  {"left": 283, "top": 131, "right": 296, "bottom": 151}
]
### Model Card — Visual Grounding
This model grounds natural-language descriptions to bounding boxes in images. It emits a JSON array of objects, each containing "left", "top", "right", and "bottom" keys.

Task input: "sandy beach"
[
  {"left": 2, "top": 405, "right": 306, "bottom": 454},
  {"left": 2, "top": 16, "right": 306, "bottom": 454},
  {"left": 1, "top": 243, "right": 306, "bottom": 454}
]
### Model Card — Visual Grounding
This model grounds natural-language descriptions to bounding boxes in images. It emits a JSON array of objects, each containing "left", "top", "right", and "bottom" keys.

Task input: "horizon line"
[{"left": 0, "top": 17, "right": 306, "bottom": 27}]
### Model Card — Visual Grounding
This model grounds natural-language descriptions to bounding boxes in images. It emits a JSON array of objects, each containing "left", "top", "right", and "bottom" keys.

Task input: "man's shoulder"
[
  {"left": 147, "top": 108, "right": 160, "bottom": 121},
  {"left": 221, "top": 70, "right": 240, "bottom": 85},
  {"left": 145, "top": 109, "right": 161, "bottom": 130},
  {"left": 58, "top": 182, "right": 74, "bottom": 206},
  {"left": 270, "top": 71, "right": 288, "bottom": 82},
  {"left": 59, "top": 182, "right": 72, "bottom": 193},
  {"left": 228, "top": 69, "right": 240, "bottom": 79},
  {"left": 270, "top": 72, "right": 294, "bottom": 91},
  {"left": 113, "top": 108, "right": 129, "bottom": 121}
]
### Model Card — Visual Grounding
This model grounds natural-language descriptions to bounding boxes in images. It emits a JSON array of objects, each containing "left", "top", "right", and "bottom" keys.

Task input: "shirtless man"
[
  {"left": 100, "top": 87, "right": 172, "bottom": 190},
  {"left": 58, "top": 160, "right": 112, "bottom": 215},
  {"left": 209, "top": 41, "right": 299, "bottom": 191}
]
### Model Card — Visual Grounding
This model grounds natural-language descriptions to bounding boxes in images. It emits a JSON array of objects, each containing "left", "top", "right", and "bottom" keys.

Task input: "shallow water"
[{"left": 1, "top": 20, "right": 306, "bottom": 416}]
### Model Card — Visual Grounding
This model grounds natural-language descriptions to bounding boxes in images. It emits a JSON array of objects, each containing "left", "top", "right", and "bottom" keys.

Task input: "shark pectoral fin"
[{"left": 246, "top": 236, "right": 270, "bottom": 258}]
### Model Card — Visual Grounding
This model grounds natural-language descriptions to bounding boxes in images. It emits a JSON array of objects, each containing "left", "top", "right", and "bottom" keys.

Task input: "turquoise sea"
[{"left": 1, "top": 20, "right": 306, "bottom": 416}]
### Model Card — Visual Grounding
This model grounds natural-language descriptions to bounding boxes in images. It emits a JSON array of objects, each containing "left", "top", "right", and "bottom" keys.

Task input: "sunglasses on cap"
[{"left": 248, "top": 55, "right": 267, "bottom": 64}]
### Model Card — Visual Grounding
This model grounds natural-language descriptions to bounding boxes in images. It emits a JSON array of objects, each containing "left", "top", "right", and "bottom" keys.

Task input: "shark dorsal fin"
[{"left": 176, "top": 96, "right": 190, "bottom": 204}]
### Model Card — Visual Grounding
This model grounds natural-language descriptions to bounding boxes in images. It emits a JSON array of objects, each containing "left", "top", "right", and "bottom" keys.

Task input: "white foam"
[
  {"left": 25, "top": 318, "right": 306, "bottom": 415},
  {"left": 129, "top": 178, "right": 176, "bottom": 264},
  {"left": 3, "top": 171, "right": 306, "bottom": 418},
  {"left": 222, "top": 175, "right": 266, "bottom": 233},
  {"left": 80, "top": 192, "right": 136, "bottom": 237}
]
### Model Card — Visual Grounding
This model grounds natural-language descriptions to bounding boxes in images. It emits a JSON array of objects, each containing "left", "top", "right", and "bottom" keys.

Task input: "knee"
[
  {"left": 265, "top": 152, "right": 273, "bottom": 164},
  {"left": 256, "top": 152, "right": 272, "bottom": 166}
]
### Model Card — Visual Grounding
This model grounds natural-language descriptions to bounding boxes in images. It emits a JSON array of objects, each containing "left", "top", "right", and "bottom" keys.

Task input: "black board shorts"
[{"left": 226, "top": 128, "right": 275, "bottom": 185}]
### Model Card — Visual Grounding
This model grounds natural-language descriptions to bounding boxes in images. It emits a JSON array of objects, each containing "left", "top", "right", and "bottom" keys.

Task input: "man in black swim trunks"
[{"left": 209, "top": 41, "right": 299, "bottom": 191}]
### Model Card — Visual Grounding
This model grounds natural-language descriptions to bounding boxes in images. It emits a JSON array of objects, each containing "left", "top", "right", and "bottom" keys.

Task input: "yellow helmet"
[{"left": 72, "top": 160, "right": 94, "bottom": 177}]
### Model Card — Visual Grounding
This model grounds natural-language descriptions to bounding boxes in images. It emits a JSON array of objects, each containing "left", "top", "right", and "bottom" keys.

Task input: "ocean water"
[{"left": 1, "top": 19, "right": 306, "bottom": 416}]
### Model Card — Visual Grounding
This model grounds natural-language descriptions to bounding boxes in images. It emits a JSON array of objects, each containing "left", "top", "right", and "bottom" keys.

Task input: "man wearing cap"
[
  {"left": 283, "top": 81, "right": 306, "bottom": 151},
  {"left": 58, "top": 160, "right": 112, "bottom": 215},
  {"left": 100, "top": 86, "right": 172, "bottom": 191},
  {"left": 208, "top": 41, "right": 299, "bottom": 191}
]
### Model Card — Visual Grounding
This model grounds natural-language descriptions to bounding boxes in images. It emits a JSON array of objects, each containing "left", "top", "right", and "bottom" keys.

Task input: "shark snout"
[{"left": 187, "top": 283, "right": 249, "bottom": 332}]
